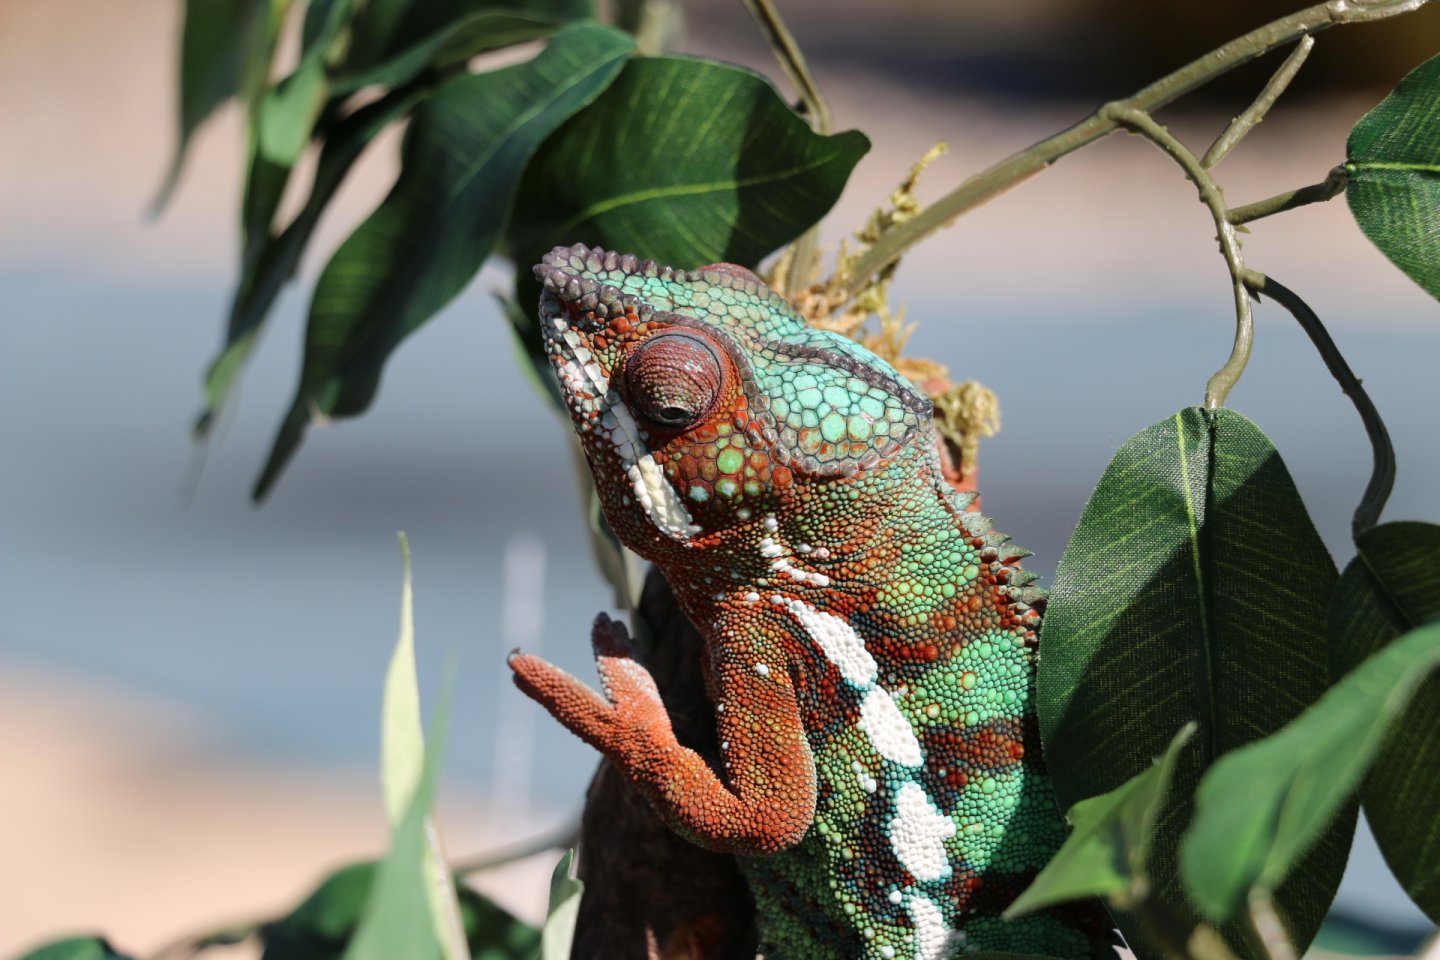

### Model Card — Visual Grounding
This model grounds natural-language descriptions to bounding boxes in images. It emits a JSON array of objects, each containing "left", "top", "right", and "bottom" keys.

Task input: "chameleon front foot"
[
  {"left": 509, "top": 611, "right": 817, "bottom": 856},
  {"left": 508, "top": 613, "right": 671, "bottom": 758}
]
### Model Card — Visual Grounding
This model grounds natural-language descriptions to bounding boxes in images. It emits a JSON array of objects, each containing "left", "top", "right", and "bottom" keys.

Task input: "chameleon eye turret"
[
  {"left": 511, "top": 244, "right": 1112, "bottom": 960},
  {"left": 624, "top": 330, "right": 727, "bottom": 432}
]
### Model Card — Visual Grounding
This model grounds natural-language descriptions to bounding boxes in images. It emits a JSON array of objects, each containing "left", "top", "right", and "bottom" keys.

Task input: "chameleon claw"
[{"left": 590, "top": 614, "right": 665, "bottom": 715}]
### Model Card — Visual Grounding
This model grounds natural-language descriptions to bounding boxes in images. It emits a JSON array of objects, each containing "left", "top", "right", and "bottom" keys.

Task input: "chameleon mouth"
[{"left": 539, "top": 294, "right": 611, "bottom": 415}]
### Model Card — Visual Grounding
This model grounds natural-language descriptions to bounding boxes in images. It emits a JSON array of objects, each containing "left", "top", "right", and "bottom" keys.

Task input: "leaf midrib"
[{"left": 546, "top": 150, "right": 853, "bottom": 241}]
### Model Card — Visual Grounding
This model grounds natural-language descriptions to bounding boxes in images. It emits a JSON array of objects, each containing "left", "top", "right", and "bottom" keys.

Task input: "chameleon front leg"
[{"left": 509, "top": 612, "right": 817, "bottom": 856}]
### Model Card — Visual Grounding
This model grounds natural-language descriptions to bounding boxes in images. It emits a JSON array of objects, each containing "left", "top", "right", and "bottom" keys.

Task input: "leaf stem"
[
  {"left": 1109, "top": 108, "right": 1253, "bottom": 408},
  {"left": 841, "top": 0, "right": 1433, "bottom": 295},
  {"left": 1241, "top": 269, "right": 1395, "bottom": 537},
  {"left": 1228, "top": 165, "right": 1349, "bottom": 225},
  {"left": 1202, "top": 37, "right": 1315, "bottom": 169}
]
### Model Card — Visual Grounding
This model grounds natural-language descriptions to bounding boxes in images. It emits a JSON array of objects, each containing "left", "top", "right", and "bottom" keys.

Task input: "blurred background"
[{"left": 2, "top": 0, "right": 1437, "bottom": 954}]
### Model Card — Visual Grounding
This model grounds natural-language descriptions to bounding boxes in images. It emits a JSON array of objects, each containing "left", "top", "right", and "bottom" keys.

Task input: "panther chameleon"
[{"left": 508, "top": 243, "right": 1111, "bottom": 960}]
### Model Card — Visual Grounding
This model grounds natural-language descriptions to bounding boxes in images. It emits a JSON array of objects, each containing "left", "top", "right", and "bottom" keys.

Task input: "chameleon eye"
[{"left": 625, "top": 331, "right": 725, "bottom": 431}]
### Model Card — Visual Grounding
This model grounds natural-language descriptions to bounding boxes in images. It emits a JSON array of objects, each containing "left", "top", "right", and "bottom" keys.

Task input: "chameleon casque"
[{"left": 509, "top": 244, "right": 1109, "bottom": 960}]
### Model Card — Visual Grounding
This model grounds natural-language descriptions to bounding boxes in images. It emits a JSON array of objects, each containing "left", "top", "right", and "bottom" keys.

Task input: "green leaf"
[
  {"left": 507, "top": 55, "right": 869, "bottom": 311},
  {"left": 14, "top": 938, "right": 135, "bottom": 960},
  {"left": 253, "top": 0, "right": 356, "bottom": 171},
  {"left": 198, "top": 84, "right": 432, "bottom": 437},
  {"left": 333, "top": 0, "right": 593, "bottom": 94},
  {"left": 537, "top": 851, "right": 584, "bottom": 960},
  {"left": 252, "top": 23, "right": 633, "bottom": 499},
  {"left": 257, "top": 57, "right": 330, "bottom": 166},
  {"left": 156, "top": 0, "right": 281, "bottom": 213},
  {"left": 1328, "top": 521, "right": 1440, "bottom": 921},
  {"left": 383, "top": 532, "right": 426, "bottom": 826},
  {"left": 342, "top": 551, "right": 461, "bottom": 960},
  {"left": 1006, "top": 723, "right": 1195, "bottom": 919},
  {"left": 377, "top": 534, "right": 469, "bottom": 960},
  {"left": 1346, "top": 52, "right": 1440, "bottom": 301},
  {"left": 261, "top": 862, "right": 539, "bottom": 960},
  {"left": 1037, "top": 407, "right": 1352, "bottom": 959},
  {"left": 1182, "top": 621, "right": 1440, "bottom": 920}
]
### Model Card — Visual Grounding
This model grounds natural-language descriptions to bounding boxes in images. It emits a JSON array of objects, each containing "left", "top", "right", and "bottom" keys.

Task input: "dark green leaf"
[
  {"left": 1006, "top": 723, "right": 1195, "bottom": 919},
  {"left": 252, "top": 24, "right": 632, "bottom": 499},
  {"left": 1037, "top": 407, "right": 1352, "bottom": 959},
  {"left": 262, "top": 862, "right": 377, "bottom": 959},
  {"left": 1328, "top": 521, "right": 1440, "bottom": 921},
  {"left": 462, "top": 893, "right": 540, "bottom": 960},
  {"left": 1346, "top": 53, "right": 1440, "bottom": 301},
  {"left": 333, "top": 0, "right": 593, "bottom": 94},
  {"left": 198, "top": 85, "right": 431, "bottom": 437},
  {"left": 1182, "top": 621, "right": 1440, "bottom": 920},
  {"left": 156, "top": 0, "right": 278, "bottom": 212},
  {"left": 14, "top": 938, "right": 135, "bottom": 960},
  {"left": 537, "top": 850, "right": 584, "bottom": 960},
  {"left": 261, "top": 863, "right": 539, "bottom": 960},
  {"left": 506, "top": 54, "right": 867, "bottom": 395}
]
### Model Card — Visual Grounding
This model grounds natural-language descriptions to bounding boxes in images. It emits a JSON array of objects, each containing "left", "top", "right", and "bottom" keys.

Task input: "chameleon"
[{"left": 509, "top": 244, "right": 1111, "bottom": 960}]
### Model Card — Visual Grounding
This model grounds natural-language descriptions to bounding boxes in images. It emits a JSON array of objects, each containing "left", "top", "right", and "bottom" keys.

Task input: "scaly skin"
[{"left": 509, "top": 244, "right": 1109, "bottom": 960}]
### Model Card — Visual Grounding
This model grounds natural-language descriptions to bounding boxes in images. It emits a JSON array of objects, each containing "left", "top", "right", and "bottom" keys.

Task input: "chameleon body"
[{"left": 510, "top": 245, "right": 1107, "bottom": 960}]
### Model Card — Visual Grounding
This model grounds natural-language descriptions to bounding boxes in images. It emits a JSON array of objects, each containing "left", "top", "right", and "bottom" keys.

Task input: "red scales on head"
[{"left": 534, "top": 247, "right": 812, "bottom": 556}]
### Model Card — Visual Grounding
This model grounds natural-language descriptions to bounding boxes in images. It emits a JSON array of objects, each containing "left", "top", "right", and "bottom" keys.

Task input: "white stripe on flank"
[
  {"left": 908, "top": 893, "right": 962, "bottom": 960},
  {"left": 784, "top": 599, "right": 877, "bottom": 686},
  {"left": 858, "top": 687, "right": 922, "bottom": 766},
  {"left": 889, "top": 782, "right": 955, "bottom": 881}
]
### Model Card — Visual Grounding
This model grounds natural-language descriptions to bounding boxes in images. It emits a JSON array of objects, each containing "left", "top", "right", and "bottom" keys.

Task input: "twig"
[
  {"left": 1246, "top": 889, "right": 1299, "bottom": 960},
  {"left": 744, "top": 0, "right": 832, "bottom": 294},
  {"left": 742, "top": 0, "right": 832, "bottom": 135},
  {"left": 148, "top": 920, "right": 260, "bottom": 960},
  {"left": 840, "top": 0, "right": 1433, "bottom": 297},
  {"left": 1203, "top": 37, "right": 1315, "bottom": 169},
  {"left": 452, "top": 818, "right": 581, "bottom": 877},
  {"left": 1109, "top": 108, "right": 1253, "bottom": 408},
  {"left": 1241, "top": 270, "right": 1395, "bottom": 537},
  {"left": 1228, "top": 166, "right": 1349, "bottom": 225}
]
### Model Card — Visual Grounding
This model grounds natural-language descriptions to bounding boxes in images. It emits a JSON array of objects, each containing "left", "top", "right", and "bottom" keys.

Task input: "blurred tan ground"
[
  {"left": 2, "top": 0, "right": 1434, "bottom": 954},
  {"left": 0, "top": 664, "right": 558, "bottom": 957}
]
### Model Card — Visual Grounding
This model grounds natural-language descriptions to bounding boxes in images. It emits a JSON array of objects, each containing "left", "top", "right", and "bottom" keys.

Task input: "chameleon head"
[{"left": 534, "top": 243, "right": 933, "bottom": 559}]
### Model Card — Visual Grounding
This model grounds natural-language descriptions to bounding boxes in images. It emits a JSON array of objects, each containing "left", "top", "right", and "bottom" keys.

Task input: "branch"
[
  {"left": 1228, "top": 165, "right": 1349, "bottom": 225},
  {"left": 452, "top": 818, "right": 580, "bottom": 876},
  {"left": 1110, "top": 108, "right": 1253, "bottom": 408},
  {"left": 1202, "top": 36, "right": 1314, "bottom": 169},
  {"left": 841, "top": 0, "right": 1433, "bottom": 296},
  {"left": 1241, "top": 270, "right": 1395, "bottom": 537}
]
